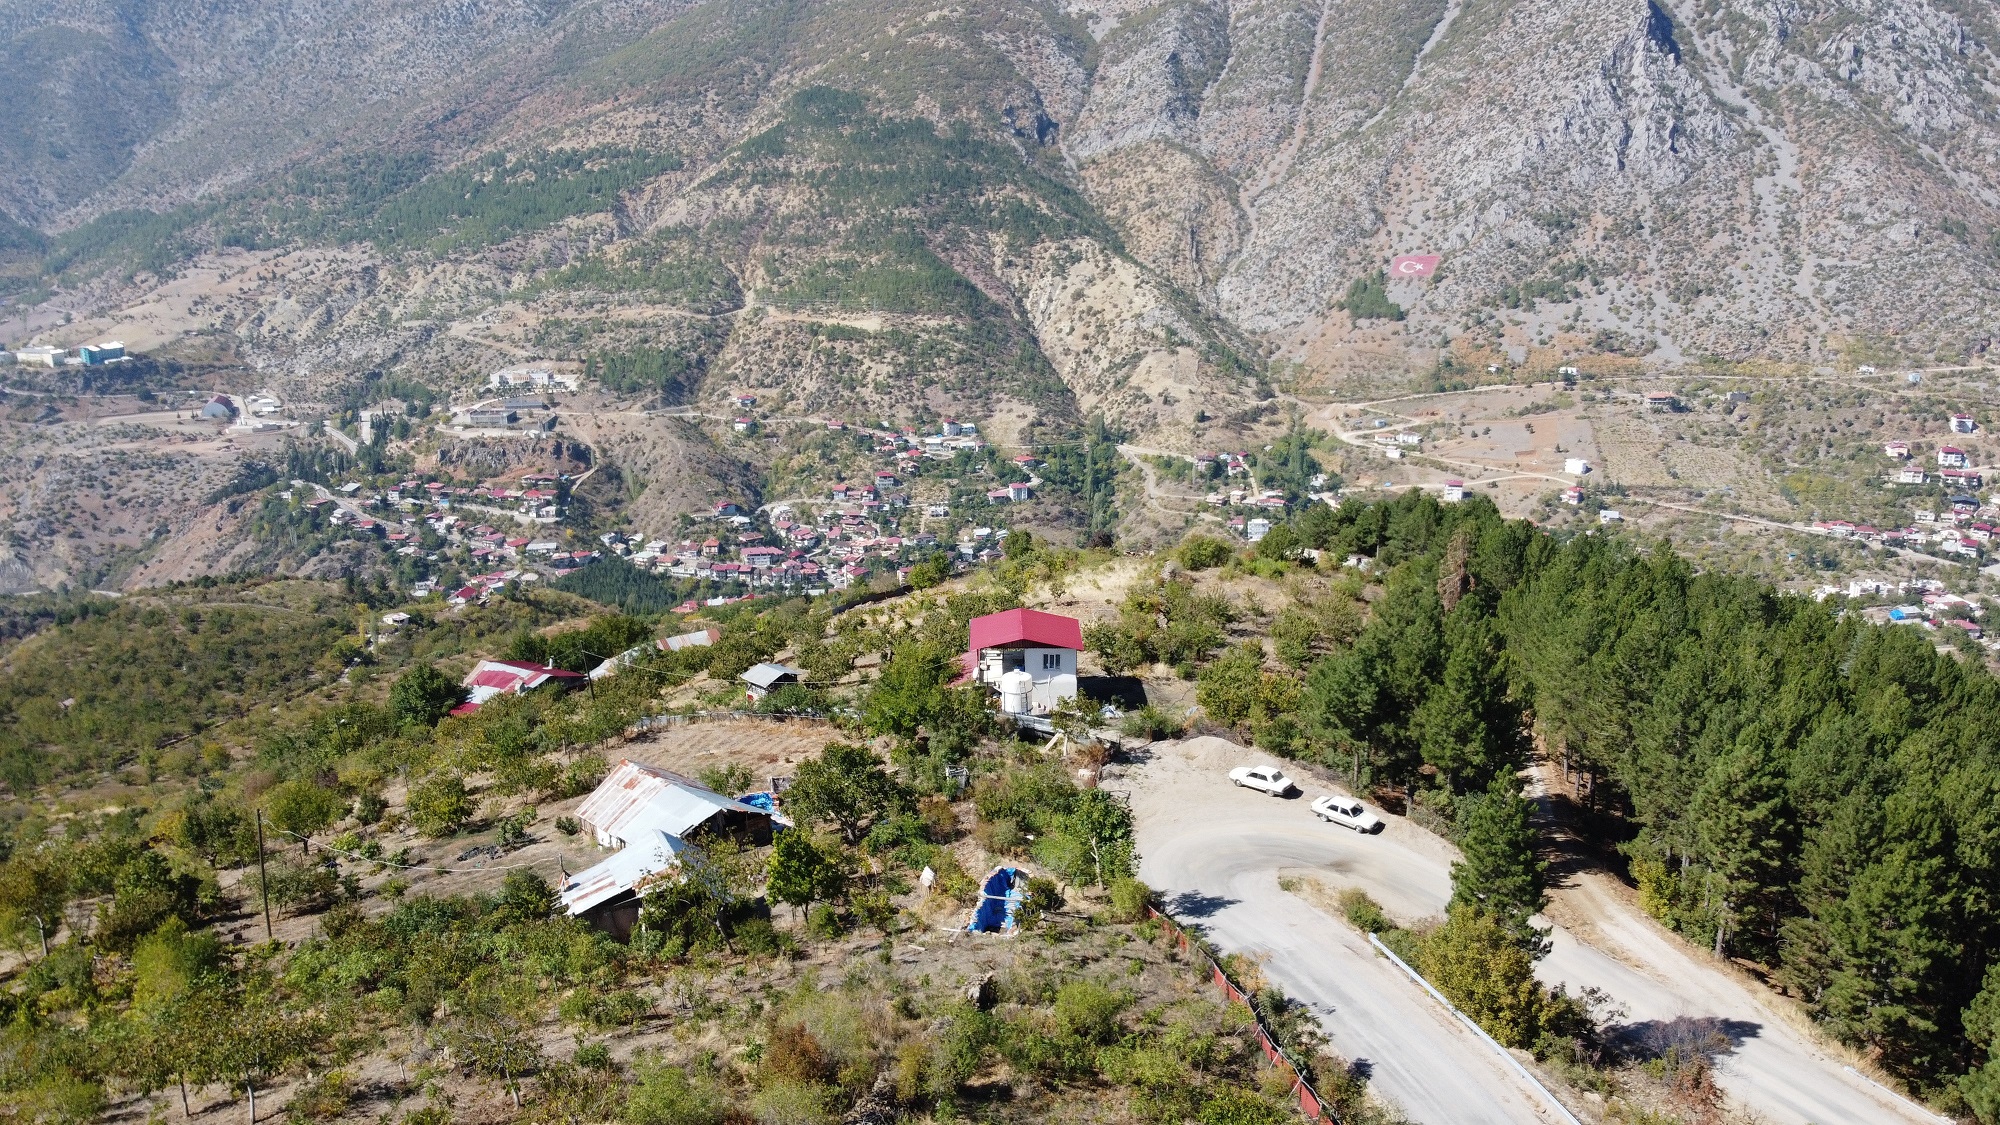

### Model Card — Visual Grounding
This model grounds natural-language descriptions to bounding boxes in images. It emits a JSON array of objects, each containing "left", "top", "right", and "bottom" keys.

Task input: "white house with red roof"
[
  {"left": 455, "top": 658, "right": 586, "bottom": 714},
  {"left": 1940, "top": 446, "right": 1970, "bottom": 468},
  {"left": 966, "top": 608, "right": 1082, "bottom": 715}
]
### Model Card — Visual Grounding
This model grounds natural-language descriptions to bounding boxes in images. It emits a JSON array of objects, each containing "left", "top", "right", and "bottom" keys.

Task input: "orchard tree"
[
  {"left": 263, "top": 780, "right": 343, "bottom": 855},
  {"left": 406, "top": 773, "right": 477, "bottom": 837},
  {"left": 785, "top": 744, "right": 911, "bottom": 845},
  {"left": 767, "top": 831, "right": 845, "bottom": 919},
  {"left": 390, "top": 663, "right": 465, "bottom": 727},
  {"left": 0, "top": 849, "right": 70, "bottom": 957}
]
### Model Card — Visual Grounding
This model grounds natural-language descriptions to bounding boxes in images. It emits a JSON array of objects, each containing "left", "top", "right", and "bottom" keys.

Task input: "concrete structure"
[
  {"left": 1644, "top": 392, "right": 1678, "bottom": 412},
  {"left": 967, "top": 607, "right": 1080, "bottom": 714},
  {"left": 1885, "top": 441, "right": 1911, "bottom": 459},
  {"left": 1442, "top": 479, "right": 1466, "bottom": 502},
  {"left": 1564, "top": 458, "right": 1591, "bottom": 475},
  {"left": 1940, "top": 446, "right": 1970, "bottom": 469},
  {"left": 199, "top": 395, "right": 237, "bottom": 420},
  {"left": 13, "top": 345, "right": 63, "bottom": 367},
  {"left": 78, "top": 341, "right": 126, "bottom": 365},
  {"left": 467, "top": 408, "right": 516, "bottom": 427},
  {"left": 1954, "top": 414, "right": 1978, "bottom": 434}
]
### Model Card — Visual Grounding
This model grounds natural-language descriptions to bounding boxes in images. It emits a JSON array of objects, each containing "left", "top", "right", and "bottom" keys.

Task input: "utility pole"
[{"left": 255, "top": 809, "right": 273, "bottom": 940}]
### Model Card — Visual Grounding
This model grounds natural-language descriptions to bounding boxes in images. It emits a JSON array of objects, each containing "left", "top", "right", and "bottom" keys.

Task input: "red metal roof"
[{"left": 967, "top": 608, "right": 1082, "bottom": 670}]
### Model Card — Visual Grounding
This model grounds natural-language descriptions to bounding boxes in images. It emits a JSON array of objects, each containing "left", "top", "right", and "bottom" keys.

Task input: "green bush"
[
  {"left": 623, "top": 1059, "right": 724, "bottom": 1125},
  {"left": 1336, "top": 888, "right": 1389, "bottom": 934},
  {"left": 1118, "top": 704, "right": 1184, "bottom": 742},
  {"left": 1176, "top": 536, "right": 1235, "bottom": 571},
  {"left": 1416, "top": 906, "right": 1563, "bottom": 1049},
  {"left": 1107, "top": 878, "right": 1153, "bottom": 923}
]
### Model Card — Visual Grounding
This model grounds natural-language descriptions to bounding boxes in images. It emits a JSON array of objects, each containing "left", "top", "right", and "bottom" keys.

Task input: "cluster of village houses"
[
  {"left": 1813, "top": 577, "right": 1999, "bottom": 647},
  {"left": 1794, "top": 418, "right": 1997, "bottom": 560},
  {"left": 303, "top": 410, "right": 1058, "bottom": 607},
  {"left": 435, "top": 606, "right": 1090, "bottom": 939}
]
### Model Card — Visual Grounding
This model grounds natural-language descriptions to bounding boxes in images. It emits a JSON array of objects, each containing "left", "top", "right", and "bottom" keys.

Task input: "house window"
[{"left": 1042, "top": 653, "right": 1061, "bottom": 671}]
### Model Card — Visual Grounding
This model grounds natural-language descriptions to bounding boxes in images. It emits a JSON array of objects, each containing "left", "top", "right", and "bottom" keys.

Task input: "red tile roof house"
[
  {"left": 965, "top": 608, "right": 1083, "bottom": 715},
  {"left": 452, "top": 659, "right": 586, "bottom": 715}
]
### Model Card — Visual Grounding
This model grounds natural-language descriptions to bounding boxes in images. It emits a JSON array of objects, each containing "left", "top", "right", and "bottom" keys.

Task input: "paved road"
[
  {"left": 1127, "top": 736, "right": 1943, "bottom": 1125},
  {"left": 1131, "top": 738, "right": 1561, "bottom": 1125}
]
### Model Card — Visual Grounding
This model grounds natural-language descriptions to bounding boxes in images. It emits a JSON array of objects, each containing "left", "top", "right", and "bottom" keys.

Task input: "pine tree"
[
  {"left": 1449, "top": 775, "right": 1546, "bottom": 950},
  {"left": 1689, "top": 735, "right": 1792, "bottom": 959},
  {"left": 1413, "top": 605, "right": 1521, "bottom": 794}
]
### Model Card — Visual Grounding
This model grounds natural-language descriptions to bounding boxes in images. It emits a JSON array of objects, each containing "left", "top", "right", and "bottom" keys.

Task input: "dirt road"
[{"left": 1126, "top": 736, "right": 1944, "bottom": 1125}]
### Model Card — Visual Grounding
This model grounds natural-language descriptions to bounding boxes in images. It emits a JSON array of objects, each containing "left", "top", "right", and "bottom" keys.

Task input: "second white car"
[{"left": 1311, "top": 794, "right": 1384, "bottom": 833}]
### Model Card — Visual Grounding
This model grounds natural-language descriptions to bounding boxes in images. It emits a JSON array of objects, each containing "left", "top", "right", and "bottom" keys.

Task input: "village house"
[
  {"left": 453, "top": 658, "right": 586, "bottom": 715},
  {"left": 967, "top": 607, "right": 1081, "bottom": 716},
  {"left": 559, "top": 760, "right": 776, "bottom": 938}
]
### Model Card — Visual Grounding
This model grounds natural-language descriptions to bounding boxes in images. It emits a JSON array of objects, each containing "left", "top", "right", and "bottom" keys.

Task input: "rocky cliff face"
[{"left": 10, "top": 0, "right": 2000, "bottom": 455}]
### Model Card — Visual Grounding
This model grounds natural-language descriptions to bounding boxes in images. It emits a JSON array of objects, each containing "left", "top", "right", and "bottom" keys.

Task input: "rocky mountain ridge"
[{"left": 7, "top": 0, "right": 2000, "bottom": 459}]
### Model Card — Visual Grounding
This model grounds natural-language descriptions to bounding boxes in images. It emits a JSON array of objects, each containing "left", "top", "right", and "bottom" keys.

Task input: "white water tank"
[{"left": 999, "top": 669, "right": 1034, "bottom": 714}]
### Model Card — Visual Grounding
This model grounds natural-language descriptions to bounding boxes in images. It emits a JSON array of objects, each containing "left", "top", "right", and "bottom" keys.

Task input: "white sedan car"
[
  {"left": 1228, "top": 764, "right": 1297, "bottom": 796},
  {"left": 1312, "top": 794, "right": 1384, "bottom": 833}
]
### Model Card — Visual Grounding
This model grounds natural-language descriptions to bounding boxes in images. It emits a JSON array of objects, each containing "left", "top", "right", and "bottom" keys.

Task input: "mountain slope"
[{"left": 10, "top": 0, "right": 2000, "bottom": 478}]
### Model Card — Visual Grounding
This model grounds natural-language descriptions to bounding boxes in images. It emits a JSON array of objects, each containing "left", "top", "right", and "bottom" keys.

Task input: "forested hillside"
[{"left": 1237, "top": 490, "right": 2000, "bottom": 1109}]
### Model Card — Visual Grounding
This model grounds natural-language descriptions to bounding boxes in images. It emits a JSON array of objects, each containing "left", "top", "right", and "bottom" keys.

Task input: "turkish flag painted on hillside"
[{"left": 1389, "top": 254, "right": 1441, "bottom": 278}]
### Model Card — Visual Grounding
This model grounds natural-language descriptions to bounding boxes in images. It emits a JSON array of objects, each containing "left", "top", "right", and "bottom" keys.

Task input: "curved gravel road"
[{"left": 1125, "top": 736, "right": 1943, "bottom": 1125}]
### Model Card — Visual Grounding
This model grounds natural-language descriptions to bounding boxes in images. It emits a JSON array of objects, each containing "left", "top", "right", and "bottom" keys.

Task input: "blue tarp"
[
  {"left": 738, "top": 792, "right": 777, "bottom": 813},
  {"left": 969, "top": 867, "right": 1025, "bottom": 933}
]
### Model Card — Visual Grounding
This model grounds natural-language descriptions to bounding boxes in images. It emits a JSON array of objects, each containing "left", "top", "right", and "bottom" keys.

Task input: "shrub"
[
  {"left": 807, "top": 902, "right": 847, "bottom": 939},
  {"left": 284, "top": 1069, "right": 354, "bottom": 1123},
  {"left": 1176, "top": 536, "right": 1235, "bottom": 571},
  {"left": 1118, "top": 704, "right": 1184, "bottom": 742},
  {"left": 574, "top": 1042, "right": 614, "bottom": 1071},
  {"left": 253, "top": 857, "right": 340, "bottom": 917},
  {"left": 624, "top": 1060, "right": 724, "bottom": 1125},
  {"left": 916, "top": 795, "right": 958, "bottom": 842},
  {"left": 1084, "top": 622, "right": 1151, "bottom": 675},
  {"left": 697, "top": 763, "right": 756, "bottom": 795},
  {"left": 1416, "top": 906, "right": 1552, "bottom": 1049},
  {"left": 1197, "top": 1088, "right": 1290, "bottom": 1125},
  {"left": 1107, "top": 877, "right": 1153, "bottom": 923},
  {"left": 1014, "top": 876, "right": 1063, "bottom": 929},
  {"left": 1337, "top": 888, "right": 1390, "bottom": 934},
  {"left": 555, "top": 816, "right": 582, "bottom": 836},
  {"left": 560, "top": 988, "right": 651, "bottom": 1030},
  {"left": 763, "top": 1023, "right": 832, "bottom": 1086},
  {"left": 495, "top": 809, "right": 535, "bottom": 849},
  {"left": 354, "top": 792, "right": 388, "bottom": 825}
]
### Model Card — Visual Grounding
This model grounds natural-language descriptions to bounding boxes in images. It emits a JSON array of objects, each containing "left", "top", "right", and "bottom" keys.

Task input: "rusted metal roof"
[
  {"left": 576, "top": 759, "right": 766, "bottom": 848},
  {"left": 559, "top": 830, "right": 686, "bottom": 916}
]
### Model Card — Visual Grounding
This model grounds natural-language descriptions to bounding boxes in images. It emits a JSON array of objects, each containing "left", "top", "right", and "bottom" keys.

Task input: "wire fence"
[{"left": 1144, "top": 904, "right": 1342, "bottom": 1124}]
